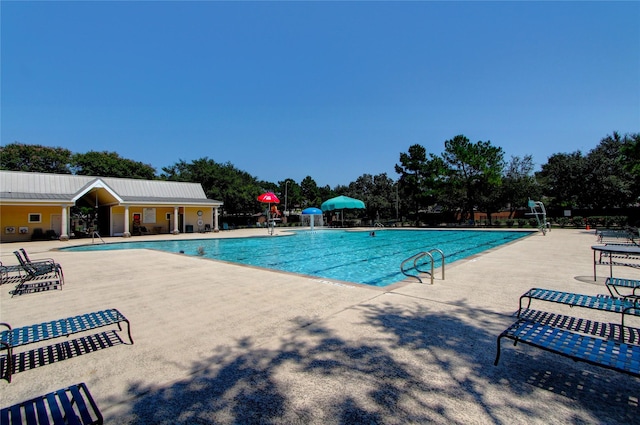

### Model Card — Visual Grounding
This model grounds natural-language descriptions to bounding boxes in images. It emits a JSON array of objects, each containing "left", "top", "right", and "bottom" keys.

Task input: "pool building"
[{"left": 0, "top": 170, "right": 223, "bottom": 243}]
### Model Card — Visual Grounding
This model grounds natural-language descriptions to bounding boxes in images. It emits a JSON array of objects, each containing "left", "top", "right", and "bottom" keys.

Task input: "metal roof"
[{"left": 0, "top": 171, "right": 223, "bottom": 206}]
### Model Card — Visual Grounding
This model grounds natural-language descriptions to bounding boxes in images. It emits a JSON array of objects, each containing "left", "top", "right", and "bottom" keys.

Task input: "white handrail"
[{"left": 400, "top": 248, "right": 446, "bottom": 284}]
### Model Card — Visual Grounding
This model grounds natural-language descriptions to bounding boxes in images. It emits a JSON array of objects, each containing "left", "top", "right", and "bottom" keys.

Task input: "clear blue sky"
[{"left": 2, "top": 1, "right": 639, "bottom": 188}]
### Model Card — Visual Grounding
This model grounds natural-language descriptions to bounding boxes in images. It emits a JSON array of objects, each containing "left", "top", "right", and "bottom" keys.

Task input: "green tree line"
[{"left": 2, "top": 131, "right": 639, "bottom": 224}]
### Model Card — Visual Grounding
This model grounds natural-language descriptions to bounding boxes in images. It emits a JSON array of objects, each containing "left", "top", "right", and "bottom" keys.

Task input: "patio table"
[{"left": 592, "top": 244, "right": 640, "bottom": 280}]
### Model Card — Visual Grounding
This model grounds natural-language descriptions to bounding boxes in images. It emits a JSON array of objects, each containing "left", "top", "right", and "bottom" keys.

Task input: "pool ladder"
[{"left": 400, "top": 248, "right": 445, "bottom": 284}]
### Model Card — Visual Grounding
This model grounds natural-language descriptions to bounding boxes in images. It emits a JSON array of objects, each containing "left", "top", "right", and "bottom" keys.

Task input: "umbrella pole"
[{"left": 267, "top": 203, "right": 272, "bottom": 234}]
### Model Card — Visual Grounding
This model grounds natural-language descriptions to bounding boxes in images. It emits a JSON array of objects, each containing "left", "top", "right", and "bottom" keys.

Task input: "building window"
[
  {"left": 143, "top": 207, "right": 156, "bottom": 224},
  {"left": 28, "top": 213, "right": 42, "bottom": 223}
]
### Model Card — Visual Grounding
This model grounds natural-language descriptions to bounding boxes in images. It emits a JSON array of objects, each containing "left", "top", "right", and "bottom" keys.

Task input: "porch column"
[
  {"left": 123, "top": 205, "right": 131, "bottom": 238},
  {"left": 213, "top": 207, "right": 219, "bottom": 232},
  {"left": 173, "top": 206, "right": 180, "bottom": 234},
  {"left": 59, "top": 205, "right": 70, "bottom": 241}
]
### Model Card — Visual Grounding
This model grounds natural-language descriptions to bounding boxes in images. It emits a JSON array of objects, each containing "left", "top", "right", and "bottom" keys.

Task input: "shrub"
[
  {"left": 570, "top": 216, "right": 584, "bottom": 227},
  {"left": 601, "top": 216, "right": 613, "bottom": 228},
  {"left": 615, "top": 216, "right": 629, "bottom": 227}
]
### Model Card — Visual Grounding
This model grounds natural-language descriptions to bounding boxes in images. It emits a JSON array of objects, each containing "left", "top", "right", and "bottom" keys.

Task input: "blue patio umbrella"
[
  {"left": 302, "top": 207, "right": 323, "bottom": 215},
  {"left": 302, "top": 207, "right": 323, "bottom": 230}
]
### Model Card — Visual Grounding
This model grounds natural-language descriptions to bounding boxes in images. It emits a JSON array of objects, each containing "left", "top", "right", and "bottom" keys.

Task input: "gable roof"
[{"left": 0, "top": 171, "right": 222, "bottom": 206}]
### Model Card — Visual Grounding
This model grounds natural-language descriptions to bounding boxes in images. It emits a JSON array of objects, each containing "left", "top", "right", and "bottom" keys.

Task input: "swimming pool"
[{"left": 62, "top": 229, "right": 532, "bottom": 287}]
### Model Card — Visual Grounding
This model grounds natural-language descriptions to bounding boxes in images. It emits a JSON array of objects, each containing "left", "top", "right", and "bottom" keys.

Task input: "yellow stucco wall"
[
  {"left": 184, "top": 207, "right": 214, "bottom": 233},
  {"left": 0, "top": 205, "right": 63, "bottom": 243},
  {"left": 112, "top": 206, "right": 214, "bottom": 235},
  {"left": 0, "top": 205, "right": 217, "bottom": 243},
  {"left": 112, "top": 206, "right": 177, "bottom": 234}
]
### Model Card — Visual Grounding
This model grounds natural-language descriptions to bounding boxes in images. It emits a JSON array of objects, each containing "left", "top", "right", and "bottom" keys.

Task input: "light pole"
[
  {"left": 285, "top": 180, "right": 289, "bottom": 216},
  {"left": 395, "top": 181, "right": 399, "bottom": 221}
]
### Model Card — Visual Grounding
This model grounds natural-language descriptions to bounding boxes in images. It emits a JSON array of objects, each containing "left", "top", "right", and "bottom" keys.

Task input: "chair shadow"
[
  {"left": 9, "top": 280, "right": 62, "bottom": 296},
  {"left": 2, "top": 330, "right": 126, "bottom": 378}
]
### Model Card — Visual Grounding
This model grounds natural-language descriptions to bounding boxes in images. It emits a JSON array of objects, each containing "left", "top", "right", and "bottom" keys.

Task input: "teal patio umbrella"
[{"left": 321, "top": 196, "right": 365, "bottom": 226}]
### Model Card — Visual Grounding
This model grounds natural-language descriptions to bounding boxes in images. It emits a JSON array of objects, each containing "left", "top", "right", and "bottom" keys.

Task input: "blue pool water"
[{"left": 62, "top": 229, "right": 531, "bottom": 287}]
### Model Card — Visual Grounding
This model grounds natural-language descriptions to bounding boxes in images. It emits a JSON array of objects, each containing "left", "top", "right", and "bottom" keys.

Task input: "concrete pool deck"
[{"left": 1, "top": 228, "right": 639, "bottom": 424}]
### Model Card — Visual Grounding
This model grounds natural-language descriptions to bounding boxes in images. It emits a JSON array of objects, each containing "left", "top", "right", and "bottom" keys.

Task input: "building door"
[
  {"left": 112, "top": 213, "right": 125, "bottom": 236},
  {"left": 97, "top": 206, "right": 110, "bottom": 236},
  {"left": 51, "top": 214, "right": 62, "bottom": 237}
]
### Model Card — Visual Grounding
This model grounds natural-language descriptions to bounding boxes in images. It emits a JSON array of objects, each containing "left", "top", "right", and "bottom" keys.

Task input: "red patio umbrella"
[
  {"left": 257, "top": 192, "right": 280, "bottom": 234},
  {"left": 257, "top": 192, "right": 280, "bottom": 204}
]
